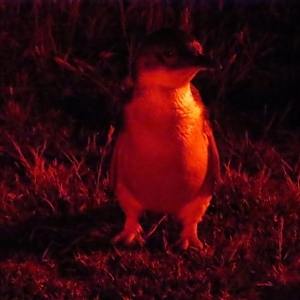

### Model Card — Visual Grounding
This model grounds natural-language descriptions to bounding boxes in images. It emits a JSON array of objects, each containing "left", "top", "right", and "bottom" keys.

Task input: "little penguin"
[{"left": 109, "top": 28, "right": 221, "bottom": 249}]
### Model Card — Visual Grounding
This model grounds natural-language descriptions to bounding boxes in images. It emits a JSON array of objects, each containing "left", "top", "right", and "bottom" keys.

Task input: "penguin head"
[{"left": 134, "top": 28, "right": 221, "bottom": 88}]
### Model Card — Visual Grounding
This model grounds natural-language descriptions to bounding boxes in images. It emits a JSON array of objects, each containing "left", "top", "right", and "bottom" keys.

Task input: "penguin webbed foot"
[
  {"left": 111, "top": 223, "right": 144, "bottom": 246},
  {"left": 175, "top": 236, "right": 204, "bottom": 250},
  {"left": 176, "top": 221, "right": 204, "bottom": 250}
]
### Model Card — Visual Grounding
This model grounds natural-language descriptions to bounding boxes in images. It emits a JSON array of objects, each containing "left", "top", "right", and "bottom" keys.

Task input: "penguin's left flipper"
[{"left": 204, "top": 120, "right": 221, "bottom": 185}]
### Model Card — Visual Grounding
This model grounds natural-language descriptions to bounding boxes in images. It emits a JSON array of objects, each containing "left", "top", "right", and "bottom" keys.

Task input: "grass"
[{"left": 0, "top": 0, "right": 300, "bottom": 299}]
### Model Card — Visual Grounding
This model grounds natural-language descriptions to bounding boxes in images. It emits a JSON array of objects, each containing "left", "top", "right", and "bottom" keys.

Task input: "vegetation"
[{"left": 0, "top": 0, "right": 299, "bottom": 299}]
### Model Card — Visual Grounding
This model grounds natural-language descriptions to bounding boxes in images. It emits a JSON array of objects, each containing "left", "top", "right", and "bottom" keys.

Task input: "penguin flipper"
[{"left": 204, "top": 120, "right": 221, "bottom": 185}]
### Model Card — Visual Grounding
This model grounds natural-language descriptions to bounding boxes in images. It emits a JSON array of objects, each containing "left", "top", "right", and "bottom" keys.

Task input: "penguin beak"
[{"left": 194, "top": 54, "right": 222, "bottom": 70}]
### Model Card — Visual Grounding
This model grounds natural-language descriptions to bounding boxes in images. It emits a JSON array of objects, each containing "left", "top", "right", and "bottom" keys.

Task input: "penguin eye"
[
  {"left": 163, "top": 51, "right": 176, "bottom": 59},
  {"left": 161, "top": 50, "right": 177, "bottom": 64}
]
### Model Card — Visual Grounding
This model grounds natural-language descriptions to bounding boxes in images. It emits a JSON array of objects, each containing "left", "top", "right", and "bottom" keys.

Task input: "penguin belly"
[{"left": 113, "top": 114, "right": 209, "bottom": 215}]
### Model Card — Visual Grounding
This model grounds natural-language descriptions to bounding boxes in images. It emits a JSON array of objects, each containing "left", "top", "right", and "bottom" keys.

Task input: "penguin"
[{"left": 109, "top": 28, "right": 221, "bottom": 249}]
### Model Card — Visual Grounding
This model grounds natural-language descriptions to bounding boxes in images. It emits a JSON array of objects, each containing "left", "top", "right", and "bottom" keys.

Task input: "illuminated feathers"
[{"left": 109, "top": 28, "right": 221, "bottom": 249}]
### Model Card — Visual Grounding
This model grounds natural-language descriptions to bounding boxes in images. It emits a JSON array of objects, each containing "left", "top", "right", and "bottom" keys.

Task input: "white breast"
[{"left": 112, "top": 83, "right": 209, "bottom": 214}]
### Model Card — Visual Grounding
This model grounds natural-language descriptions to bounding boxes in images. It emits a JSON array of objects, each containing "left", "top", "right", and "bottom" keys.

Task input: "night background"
[{"left": 0, "top": 0, "right": 300, "bottom": 299}]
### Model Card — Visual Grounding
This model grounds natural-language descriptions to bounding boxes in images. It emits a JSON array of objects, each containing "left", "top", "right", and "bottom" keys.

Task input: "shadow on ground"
[{"left": 0, "top": 201, "right": 124, "bottom": 261}]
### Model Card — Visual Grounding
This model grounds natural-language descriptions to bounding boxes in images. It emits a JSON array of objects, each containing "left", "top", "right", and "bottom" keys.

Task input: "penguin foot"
[
  {"left": 175, "top": 236, "right": 203, "bottom": 250},
  {"left": 112, "top": 224, "right": 144, "bottom": 246},
  {"left": 176, "top": 221, "right": 204, "bottom": 250}
]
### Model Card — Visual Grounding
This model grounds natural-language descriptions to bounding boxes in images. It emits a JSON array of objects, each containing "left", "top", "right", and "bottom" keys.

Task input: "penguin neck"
[{"left": 132, "top": 81, "right": 195, "bottom": 111}]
